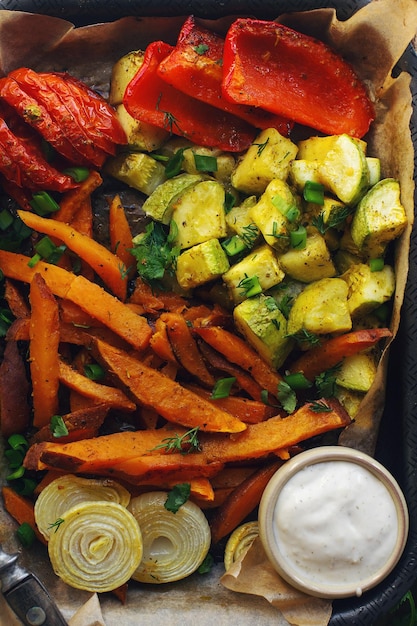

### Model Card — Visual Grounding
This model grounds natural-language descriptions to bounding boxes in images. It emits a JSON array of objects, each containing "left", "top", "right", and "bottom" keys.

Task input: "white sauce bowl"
[{"left": 258, "top": 446, "right": 409, "bottom": 599}]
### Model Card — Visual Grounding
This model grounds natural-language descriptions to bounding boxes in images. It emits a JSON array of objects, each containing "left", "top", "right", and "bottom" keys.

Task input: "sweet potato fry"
[
  {"left": 195, "top": 325, "right": 282, "bottom": 396},
  {"left": 30, "top": 403, "right": 110, "bottom": 444},
  {"left": 24, "top": 398, "right": 351, "bottom": 480},
  {"left": 161, "top": 312, "right": 216, "bottom": 386},
  {"left": 29, "top": 273, "right": 60, "bottom": 428},
  {"left": 4, "top": 279, "right": 30, "bottom": 318},
  {"left": 54, "top": 170, "right": 103, "bottom": 223},
  {"left": 18, "top": 209, "right": 128, "bottom": 301},
  {"left": 210, "top": 460, "right": 283, "bottom": 544},
  {"left": 24, "top": 426, "right": 185, "bottom": 472},
  {"left": 109, "top": 194, "right": 136, "bottom": 278},
  {"left": 0, "top": 249, "right": 149, "bottom": 349},
  {"left": 70, "top": 196, "right": 93, "bottom": 237},
  {"left": 2, "top": 486, "right": 46, "bottom": 545},
  {"left": 58, "top": 358, "right": 136, "bottom": 412},
  {"left": 198, "top": 340, "right": 264, "bottom": 401},
  {"left": 0, "top": 250, "right": 75, "bottom": 295},
  {"left": 289, "top": 328, "right": 393, "bottom": 380},
  {"left": 65, "top": 275, "right": 152, "bottom": 350},
  {"left": 59, "top": 299, "right": 104, "bottom": 328},
  {"left": 185, "top": 383, "right": 276, "bottom": 424},
  {"left": 108, "top": 455, "right": 223, "bottom": 484},
  {"left": 149, "top": 317, "right": 178, "bottom": 363},
  {"left": 0, "top": 339, "right": 31, "bottom": 436},
  {"left": 93, "top": 338, "right": 247, "bottom": 433},
  {"left": 129, "top": 277, "right": 188, "bottom": 313},
  {"left": 200, "top": 398, "right": 351, "bottom": 464}
]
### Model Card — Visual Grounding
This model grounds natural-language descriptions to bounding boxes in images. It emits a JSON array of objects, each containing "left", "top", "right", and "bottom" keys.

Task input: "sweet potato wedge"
[
  {"left": 18, "top": 209, "right": 127, "bottom": 301},
  {"left": 24, "top": 398, "right": 350, "bottom": 481},
  {"left": 210, "top": 460, "right": 283, "bottom": 544},
  {"left": 161, "top": 312, "right": 215, "bottom": 386},
  {"left": 0, "top": 251, "right": 152, "bottom": 350},
  {"left": 289, "top": 328, "right": 393, "bottom": 380},
  {"left": 0, "top": 339, "right": 31, "bottom": 436},
  {"left": 200, "top": 398, "right": 351, "bottom": 464},
  {"left": 2, "top": 486, "right": 46, "bottom": 545},
  {"left": 58, "top": 358, "right": 136, "bottom": 412},
  {"left": 198, "top": 340, "right": 264, "bottom": 401},
  {"left": 29, "top": 273, "right": 60, "bottom": 428},
  {"left": 185, "top": 383, "right": 276, "bottom": 424},
  {"left": 195, "top": 325, "right": 282, "bottom": 396},
  {"left": 23, "top": 426, "right": 185, "bottom": 472},
  {"left": 4, "top": 278, "right": 30, "bottom": 318},
  {"left": 108, "top": 194, "right": 136, "bottom": 278},
  {"left": 54, "top": 170, "right": 103, "bottom": 223},
  {"left": 93, "top": 338, "right": 247, "bottom": 433},
  {"left": 149, "top": 317, "right": 178, "bottom": 363},
  {"left": 30, "top": 403, "right": 110, "bottom": 444}
]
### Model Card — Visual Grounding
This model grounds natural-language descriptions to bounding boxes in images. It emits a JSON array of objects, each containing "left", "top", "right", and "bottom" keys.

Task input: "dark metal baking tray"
[{"left": 0, "top": 1, "right": 416, "bottom": 624}]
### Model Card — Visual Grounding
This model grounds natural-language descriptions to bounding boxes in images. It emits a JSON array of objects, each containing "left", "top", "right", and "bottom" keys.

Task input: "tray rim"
[{"left": 0, "top": 1, "right": 416, "bottom": 624}]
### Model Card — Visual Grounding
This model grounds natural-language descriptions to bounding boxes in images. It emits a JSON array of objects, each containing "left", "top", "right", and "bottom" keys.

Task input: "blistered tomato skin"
[
  {"left": 0, "top": 117, "right": 77, "bottom": 191},
  {"left": 8, "top": 67, "right": 108, "bottom": 167},
  {"left": 51, "top": 72, "right": 128, "bottom": 152},
  {"left": 0, "top": 75, "right": 88, "bottom": 165}
]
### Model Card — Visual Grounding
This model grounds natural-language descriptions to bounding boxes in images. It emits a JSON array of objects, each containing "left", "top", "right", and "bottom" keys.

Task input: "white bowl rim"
[{"left": 258, "top": 445, "right": 409, "bottom": 599}]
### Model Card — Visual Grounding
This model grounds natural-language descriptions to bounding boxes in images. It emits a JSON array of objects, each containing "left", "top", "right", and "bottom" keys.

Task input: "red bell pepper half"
[
  {"left": 222, "top": 18, "right": 375, "bottom": 138},
  {"left": 124, "top": 40, "right": 257, "bottom": 152},
  {"left": 157, "top": 16, "right": 292, "bottom": 136}
]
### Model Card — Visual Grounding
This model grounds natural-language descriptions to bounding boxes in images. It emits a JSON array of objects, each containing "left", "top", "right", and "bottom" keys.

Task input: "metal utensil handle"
[{"left": 4, "top": 573, "right": 69, "bottom": 626}]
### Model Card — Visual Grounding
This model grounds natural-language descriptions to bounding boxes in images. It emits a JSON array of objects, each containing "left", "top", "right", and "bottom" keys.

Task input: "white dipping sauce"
[{"left": 273, "top": 460, "right": 399, "bottom": 595}]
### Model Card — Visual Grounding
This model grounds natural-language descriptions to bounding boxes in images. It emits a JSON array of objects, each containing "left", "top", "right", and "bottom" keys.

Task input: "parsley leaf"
[
  {"left": 131, "top": 221, "right": 180, "bottom": 287},
  {"left": 50, "top": 415, "right": 69, "bottom": 438},
  {"left": 277, "top": 380, "right": 297, "bottom": 414},
  {"left": 165, "top": 483, "right": 191, "bottom": 513}
]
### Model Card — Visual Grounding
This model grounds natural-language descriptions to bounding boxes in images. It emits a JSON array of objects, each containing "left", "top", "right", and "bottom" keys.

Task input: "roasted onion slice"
[
  {"left": 224, "top": 521, "right": 259, "bottom": 571},
  {"left": 128, "top": 491, "right": 211, "bottom": 583},
  {"left": 34, "top": 474, "right": 131, "bottom": 540},
  {"left": 48, "top": 501, "right": 143, "bottom": 592}
]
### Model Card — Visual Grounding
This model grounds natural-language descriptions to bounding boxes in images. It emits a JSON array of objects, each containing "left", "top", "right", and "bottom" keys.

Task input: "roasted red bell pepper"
[
  {"left": 222, "top": 18, "right": 375, "bottom": 138},
  {"left": 8, "top": 68, "right": 108, "bottom": 168},
  {"left": 0, "top": 117, "right": 76, "bottom": 192},
  {"left": 157, "top": 16, "right": 292, "bottom": 136},
  {"left": 124, "top": 40, "right": 257, "bottom": 152}
]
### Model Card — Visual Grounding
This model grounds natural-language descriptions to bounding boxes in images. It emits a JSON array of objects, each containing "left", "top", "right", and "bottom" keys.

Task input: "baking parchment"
[{"left": 0, "top": 0, "right": 416, "bottom": 624}]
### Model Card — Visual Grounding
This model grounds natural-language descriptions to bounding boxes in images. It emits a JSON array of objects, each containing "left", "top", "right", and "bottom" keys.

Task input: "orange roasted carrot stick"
[
  {"left": 17, "top": 209, "right": 127, "bottom": 301},
  {"left": 289, "top": 328, "right": 392, "bottom": 381},
  {"left": 210, "top": 459, "right": 283, "bottom": 544},
  {"left": 29, "top": 273, "right": 60, "bottom": 428}
]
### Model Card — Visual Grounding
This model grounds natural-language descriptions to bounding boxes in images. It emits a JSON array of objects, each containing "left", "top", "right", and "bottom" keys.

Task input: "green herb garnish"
[
  {"left": 152, "top": 426, "right": 201, "bottom": 455},
  {"left": 165, "top": 483, "right": 191, "bottom": 513},
  {"left": 50, "top": 415, "right": 69, "bottom": 438}
]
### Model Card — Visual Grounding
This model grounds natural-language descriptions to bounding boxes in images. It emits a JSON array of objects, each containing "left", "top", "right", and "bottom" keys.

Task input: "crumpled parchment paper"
[{"left": 0, "top": 0, "right": 416, "bottom": 624}]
